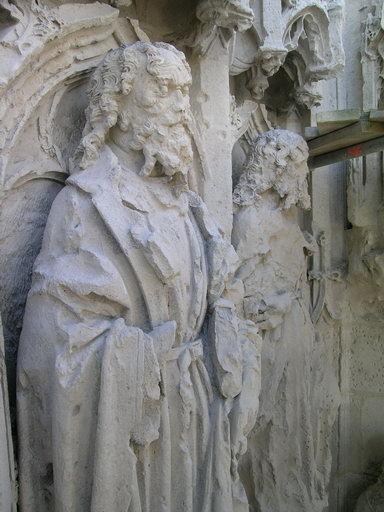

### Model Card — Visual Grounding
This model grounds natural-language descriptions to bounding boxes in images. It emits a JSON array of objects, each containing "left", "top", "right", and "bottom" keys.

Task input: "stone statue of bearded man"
[
  {"left": 17, "top": 42, "right": 260, "bottom": 512},
  {"left": 232, "top": 129, "right": 339, "bottom": 512}
]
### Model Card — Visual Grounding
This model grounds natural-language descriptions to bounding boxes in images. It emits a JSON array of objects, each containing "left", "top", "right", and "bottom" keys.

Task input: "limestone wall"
[{"left": 315, "top": 1, "right": 384, "bottom": 509}]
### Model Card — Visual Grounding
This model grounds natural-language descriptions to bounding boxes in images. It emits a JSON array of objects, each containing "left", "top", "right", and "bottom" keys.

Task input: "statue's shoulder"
[
  {"left": 35, "top": 184, "right": 85, "bottom": 261},
  {"left": 68, "top": 146, "right": 121, "bottom": 196},
  {"left": 41, "top": 152, "right": 121, "bottom": 255},
  {"left": 47, "top": 182, "right": 82, "bottom": 223}
]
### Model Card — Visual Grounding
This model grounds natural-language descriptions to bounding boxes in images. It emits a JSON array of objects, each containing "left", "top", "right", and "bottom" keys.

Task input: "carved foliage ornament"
[
  {"left": 231, "top": 0, "right": 344, "bottom": 107},
  {"left": 0, "top": 0, "right": 61, "bottom": 56},
  {"left": 196, "top": 0, "right": 254, "bottom": 32},
  {"left": 182, "top": 0, "right": 254, "bottom": 55}
]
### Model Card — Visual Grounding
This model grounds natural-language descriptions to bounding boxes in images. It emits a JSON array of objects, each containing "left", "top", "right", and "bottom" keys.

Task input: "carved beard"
[
  {"left": 233, "top": 163, "right": 311, "bottom": 210},
  {"left": 280, "top": 185, "right": 311, "bottom": 210},
  {"left": 274, "top": 170, "right": 311, "bottom": 210},
  {"left": 119, "top": 108, "right": 193, "bottom": 180}
]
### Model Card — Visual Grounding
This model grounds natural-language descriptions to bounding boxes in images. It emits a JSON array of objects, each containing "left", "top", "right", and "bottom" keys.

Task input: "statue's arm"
[
  {"left": 29, "top": 188, "right": 129, "bottom": 338},
  {"left": 22, "top": 185, "right": 177, "bottom": 445},
  {"left": 188, "top": 191, "right": 239, "bottom": 306},
  {"left": 188, "top": 191, "right": 261, "bottom": 411},
  {"left": 234, "top": 208, "right": 296, "bottom": 331},
  {"left": 29, "top": 185, "right": 175, "bottom": 353},
  {"left": 242, "top": 231, "right": 316, "bottom": 331}
]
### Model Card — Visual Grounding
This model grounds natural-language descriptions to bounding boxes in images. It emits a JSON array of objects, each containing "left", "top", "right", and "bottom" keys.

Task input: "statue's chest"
[
  {"left": 120, "top": 176, "right": 207, "bottom": 287},
  {"left": 128, "top": 207, "right": 205, "bottom": 289}
]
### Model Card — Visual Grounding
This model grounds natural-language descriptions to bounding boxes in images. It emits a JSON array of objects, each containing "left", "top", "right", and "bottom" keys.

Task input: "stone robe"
[
  {"left": 17, "top": 146, "right": 247, "bottom": 512},
  {"left": 233, "top": 201, "right": 339, "bottom": 512}
]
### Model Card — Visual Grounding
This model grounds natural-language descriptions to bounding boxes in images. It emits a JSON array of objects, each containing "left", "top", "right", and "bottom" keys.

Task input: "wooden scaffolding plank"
[
  {"left": 369, "top": 110, "right": 384, "bottom": 122},
  {"left": 308, "top": 119, "right": 384, "bottom": 157},
  {"left": 309, "top": 135, "right": 384, "bottom": 168},
  {"left": 305, "top": 127, "right": 320, "bottom": 140},
  {"left": 316, "top": 109, "right": 362, "bottom": 135}
]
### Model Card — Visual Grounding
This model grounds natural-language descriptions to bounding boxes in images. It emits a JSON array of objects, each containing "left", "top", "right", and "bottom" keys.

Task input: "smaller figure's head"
[
  {"left": 259, "top": 48, "right": 287, "bottom": 77},
  {"left": 77, "top": 42, "right": 193, "bottom": 179},
  {"left": 233, "top": 129, "right": 310, "bottom": 210}
]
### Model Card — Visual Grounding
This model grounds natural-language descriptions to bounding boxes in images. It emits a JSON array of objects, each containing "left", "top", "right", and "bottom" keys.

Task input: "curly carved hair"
[
  {"left": 233, "top": 129, "right": 310, "bottom": 210},
  {"left": 75, "top": 42, "right": 191, "bottom": 169}
]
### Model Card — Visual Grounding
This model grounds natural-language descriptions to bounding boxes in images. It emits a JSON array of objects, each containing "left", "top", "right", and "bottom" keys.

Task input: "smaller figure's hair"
[
  {"left": 75, "top": 42, "right": 191, "bottom": 169},
  {"left": 233, "top": 129, "right": 310, "bottom": 209}
]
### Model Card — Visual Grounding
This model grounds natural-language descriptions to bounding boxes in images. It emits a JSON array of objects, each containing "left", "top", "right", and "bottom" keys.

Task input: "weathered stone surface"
[
  {"left": 16, "top": 41, "right": 260, "bottom": 512},
  {"left": 233, "top": 129, "right": 339, "bottom": 512},
  {"left": 354, "top": 464, "right": 384, "bottom": 512},
  {"left": 0, "top": 2, "right": 382, "bottom": 512}
]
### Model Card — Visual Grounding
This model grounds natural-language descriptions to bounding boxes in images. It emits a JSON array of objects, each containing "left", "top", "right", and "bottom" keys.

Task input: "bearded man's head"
[
  {"left": 233, "top": 129, "right": 311, "bottom": 210},
  {"left": 77, "top": 42, "right": 193, "bottom": 179}
]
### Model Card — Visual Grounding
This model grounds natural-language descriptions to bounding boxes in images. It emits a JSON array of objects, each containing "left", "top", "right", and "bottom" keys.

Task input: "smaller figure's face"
[
  {"left": 266, "top": 140, "right": 310, "bottom": 209},
  {"left": 260, "top": 51, "right": 286, "bottom": 77},
  {"left": 296, "top": 154, "right": 310, "bottom": 188},
  {"left": 292, "top": 142, "right": 309, "bottom": 173},
  {"left": 288, "top": 148, "right": 310, "bottom": 209}
]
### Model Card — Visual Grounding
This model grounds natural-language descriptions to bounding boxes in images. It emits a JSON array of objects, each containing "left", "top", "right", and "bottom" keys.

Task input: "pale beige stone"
[
  {"left": 233, "top": 129, "right": 340, "bottom": 512},
  {"left": 2, "top": 2, "right": 379, "bottom": 512},
  {"left": 16, "top": 41, "right": 260, "bottom": 512}
]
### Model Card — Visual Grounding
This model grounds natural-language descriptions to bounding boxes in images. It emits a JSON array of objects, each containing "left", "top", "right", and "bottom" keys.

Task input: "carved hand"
[
  {"left": 245, "top": 291, "right": 293, "bottom": 330},
  {"left": 230, "top": 319, "right": 261, "bottom": 458}
]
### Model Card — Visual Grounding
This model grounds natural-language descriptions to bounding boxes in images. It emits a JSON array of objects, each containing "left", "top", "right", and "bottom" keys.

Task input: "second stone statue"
[
  {"left": 16, "top": 42, "right": 261, "bottom": 512},
  {"left": 232, "top": 129, "right": 339, "bottom": 512}
]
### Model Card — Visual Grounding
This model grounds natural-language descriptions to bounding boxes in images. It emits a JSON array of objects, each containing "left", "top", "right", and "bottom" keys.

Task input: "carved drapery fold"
[{"left": 0, "top": 2, "right": 348, "bottom": 511}]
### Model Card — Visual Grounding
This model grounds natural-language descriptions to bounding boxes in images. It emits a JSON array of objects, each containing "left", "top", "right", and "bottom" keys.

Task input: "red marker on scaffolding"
[{"left": 347, "top": 145, "right": 363, "bottom": 158}]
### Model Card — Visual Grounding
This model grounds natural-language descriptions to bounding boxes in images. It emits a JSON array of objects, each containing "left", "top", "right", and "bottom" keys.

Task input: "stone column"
[
  {"left": 188, "top": 0, "right": 254, "bottom": 238},
  {"left": 189, "top": 37, "right": 234, "bottom": 238}
]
